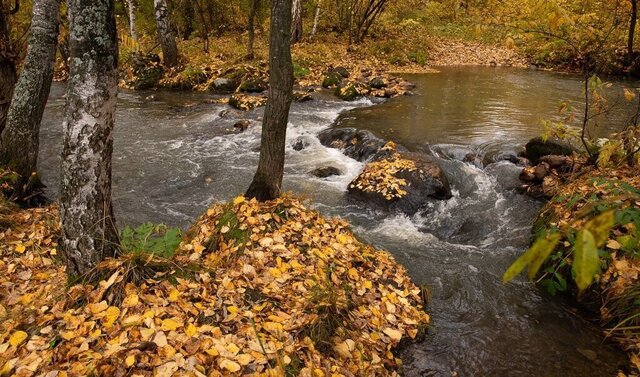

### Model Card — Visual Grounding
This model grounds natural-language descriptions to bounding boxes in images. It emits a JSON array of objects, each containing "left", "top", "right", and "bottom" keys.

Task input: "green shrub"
[{"left": 120, "top": 222, "right": 182, "bottom": 258}]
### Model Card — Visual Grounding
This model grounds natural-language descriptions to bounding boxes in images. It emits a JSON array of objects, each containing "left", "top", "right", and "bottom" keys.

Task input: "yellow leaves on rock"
[
  {"left": 9, "top": 331, "right": 28, "bottom": 346},
  {"left": 349, "top": 144, "right": 417, "bottom": 201}
]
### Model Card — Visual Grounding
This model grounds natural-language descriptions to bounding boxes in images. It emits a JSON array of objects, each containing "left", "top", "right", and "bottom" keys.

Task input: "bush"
[{"left": 120, "top": 222, "right": 182, "bottom": 258}]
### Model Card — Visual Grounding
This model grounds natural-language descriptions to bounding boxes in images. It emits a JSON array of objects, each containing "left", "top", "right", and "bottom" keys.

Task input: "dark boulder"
[
  {"left": 318, "top": 127, "right": 386, "bottom": 162},
  {"left": 525, "top": 137, "right": 577, "bottom": 164},
  {"left": 129, "top": 54, "right": 164, "bottom": 90},
  {"left": 292, "top": 137, "right": 309, "bottom": 151},
  {"left": 310, "top": 166, "right": 342, "bottom": 178},
  {"left": 369, "top": 77, "right": 387, "bottom": 89},
  {"left": 233, "top": 120, "right": 251, "bottom": 132},
  {"left": 336, "top": 82, "right": 367, "bottom": 101},
  {"left": 293, "top": 91, "right": 313, "bottom": 102},
  {"left": 347, "top": 150, "right": 452, "bottom": 215}
]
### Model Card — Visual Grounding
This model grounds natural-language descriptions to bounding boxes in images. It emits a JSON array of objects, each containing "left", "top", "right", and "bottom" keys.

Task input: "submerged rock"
[
  {"left": 348, "top": 143, "right": 452, "bottom": 215},
  {"left": 233, "top": 120, "right": 251, "bottom": 132},
  {"left": 310, "top": 166, "right": 342, "bottom": 178},
  {"left": 525, "top": 137, "right": 577, "bottom": 164},
  {"left": 318, "top": 127, "right": 387, "bottom": 162},
  {"left": 291, "top": 137, "right": 309, "bottom": 151}
]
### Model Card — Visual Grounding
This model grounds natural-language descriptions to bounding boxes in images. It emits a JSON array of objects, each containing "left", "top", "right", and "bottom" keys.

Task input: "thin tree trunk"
[
  {"left": 629, "top": 0, "right": 638, "bottom": 64},
  {"left": 0, "top": 0, "right": 60, "bottom": 184},
  {"left": 0, "top": 2, "right": 19, "bottom": 135},
  {"left": 126, "top": 0, "right": 138, "bottom": 44},
  {"left": 193, "top": 0, "right": 209, "bottom": 53},
  {"left": 61, "top": 0, "right": 119, "bottom": 277},
  {"left": 247, "top": 0, "right": 259, "bottom": 59},
  {"left": 153, "top": 0, "right": 178, "bottom": 66},
  {"left": 291, "top": 0, "right": 302, "bottom": 43},
  {"left": 311, "top": 0, "right": 321, "bottom": 36},
  {"left": 245, "top": 0, "right": 293, "bottom": 201}
]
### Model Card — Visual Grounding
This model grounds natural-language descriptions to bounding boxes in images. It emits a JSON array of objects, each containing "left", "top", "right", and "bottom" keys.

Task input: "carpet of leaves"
[
  {"left": 536, "top": 166, "right": 640, "bottom": 374},
  {"left": 0, "top": 195, "right": 429, "bottom": 376},
  {"left": 348, "top": 143, "right": 417, "bottom": 201}
]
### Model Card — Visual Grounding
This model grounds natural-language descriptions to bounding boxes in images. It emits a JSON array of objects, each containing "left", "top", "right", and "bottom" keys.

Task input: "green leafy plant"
[{"left": 120, "top": 222, "right": 182, "bottom": 258}]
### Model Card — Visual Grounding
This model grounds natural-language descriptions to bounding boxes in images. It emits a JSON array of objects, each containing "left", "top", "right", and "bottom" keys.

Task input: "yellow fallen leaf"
[
  {"left": 15, "top": 244, "right": 26, "bottom": 253},
  {"left": 185, "top": 323, "right": 197, "bottom": 337},
  {"left": 88, "top": 301, "right": 108, "bottom": 315},
  {"left": 9, "top": 331, "right": 28, "bottom": 346},
  {"left": 220, "top": 359, "right": 241, "bottom": 372},
  {"left": 236, "top": 353, "right": 253, "bottom": 365},
  {"left": 383, "top": 327, "right": 403, "bottom": 342},
  {"left": 125, "top": 355, "right": 135, "bottom": 367},
  {"left": 161, "top": 318, "right": 182, "bottom": 331},
  {"left": 233, "top": 196, "right": 245, "bottom": 205},
  {"left": 104, "top": 306, "right": 120, "bottom": 326},
  {"left": 168, "top": 289, "right": 180, "bottom": 302}
]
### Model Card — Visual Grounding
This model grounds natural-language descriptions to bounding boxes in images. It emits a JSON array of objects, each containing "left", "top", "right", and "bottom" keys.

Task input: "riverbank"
[{"left": 0, "top": 191, "right": 429, "bottom": 376}]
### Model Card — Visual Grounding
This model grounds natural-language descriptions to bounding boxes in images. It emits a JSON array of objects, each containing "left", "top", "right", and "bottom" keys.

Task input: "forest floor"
[{"left": 0, "top": 191, "right": 430, "bottom": 376}]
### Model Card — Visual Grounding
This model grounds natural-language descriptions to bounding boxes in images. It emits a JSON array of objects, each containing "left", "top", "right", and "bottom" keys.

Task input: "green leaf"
[
  {"left": 573, "top": 230, "right": 600, "bottom": 292},
  {"left": 584, "top": 210, "right": 615, "bottom": 248},
  {"left": 527, "top": 233, "right": 562, "bottom": 280},
  {"left": 503, "top": 233, "right": 560, "bottom": 283}
]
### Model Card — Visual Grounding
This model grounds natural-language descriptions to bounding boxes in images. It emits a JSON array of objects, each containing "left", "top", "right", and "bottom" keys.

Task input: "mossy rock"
[
  {"left": 209, "top": 78, "right": 241, "bottom": 93},
  {"left": 322, "top": 71, "right": 343, "bottom": 88},
  {"left": 335, "top": 82, "right": 366, "bottom": 101},
  {"left": 369, "top": 77, "right": 386, "bottom": 89}
]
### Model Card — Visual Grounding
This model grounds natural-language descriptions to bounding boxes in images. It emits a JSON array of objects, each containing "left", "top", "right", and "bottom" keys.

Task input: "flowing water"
[{"left": 38, "top": 67, "right": 637, "bottom": 376}]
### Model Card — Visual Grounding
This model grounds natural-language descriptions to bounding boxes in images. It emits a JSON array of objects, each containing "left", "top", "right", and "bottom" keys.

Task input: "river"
[{"left": 38, "top": 67, "right": 635, "bottom": 376}]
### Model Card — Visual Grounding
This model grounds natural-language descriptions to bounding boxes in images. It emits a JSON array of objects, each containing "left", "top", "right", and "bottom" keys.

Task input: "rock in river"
[
  {"left": 525, "top": 137, "right": 577, "bottom": 164},
  {"left": 310, "top": 166, "right": 342, "bottom": 178}
]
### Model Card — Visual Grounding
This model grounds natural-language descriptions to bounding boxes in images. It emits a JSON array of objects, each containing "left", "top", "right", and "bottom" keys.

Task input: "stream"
[{"left": 38, "top": 67, "right": 636, "bottom": 376}]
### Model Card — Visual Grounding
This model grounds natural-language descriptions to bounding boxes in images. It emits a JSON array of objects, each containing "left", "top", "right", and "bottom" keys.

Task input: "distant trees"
[
  {"left": 61, "top": 0, "right": 120, "bottom": 276},
  {"left": 246, "top": 0, "right": 294, "bottom": 201},
  {"left": 0, "top": 0, "right": 60, "bottom": 189},
  {"left": 629, "top": 0, "right": 638, "bottom": 63},
  {"left": 153, "top": 0, "right": 179, "bottom": 66},
  {"left": 247, "top": 0, "right": 260, "bottom": 59},
  {"left": 0, "top": 1, "right": 18, "bottom": 135}
]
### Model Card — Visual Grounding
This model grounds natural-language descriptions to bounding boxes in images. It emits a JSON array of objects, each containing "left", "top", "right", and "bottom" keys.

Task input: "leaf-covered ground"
[
  {"left": 527, "top": 166, "right": 640, "bottom": 374},
  {"left": 0, "top": 195, "right": 429, "bottom": 376}
]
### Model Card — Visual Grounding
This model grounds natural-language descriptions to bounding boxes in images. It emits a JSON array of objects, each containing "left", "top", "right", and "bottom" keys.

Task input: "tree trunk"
[
  {"left": 247, "top": 0, "right": 259, "bottom": 59},
  {"left": 311, "top": 0, "right": 321, "bottom": 37},
  {"left": 153, "top": 0, "right": 178, "bottom": 66},
  {"left": 291, "top": 0, "right": 302, "bottom": 43},
  {"left": 126, "top": 0, "right": 138, "bottom": 44},
  {"left": 245, "top": 0, "right": 293, "bottom": 201},
  {"left": 192, "top": 0, "right": 209, "bottom": 52},
  {"left": 0, "top": 4, "right": 18, "bottom": 135},
  {"left": 0, "top": 0, "right": 60, "bottom": 183},
  {"left": 629, "top": 0, "right": 638, "bottom": 64},
  {"left": 61, "top": 0, "right": 120, "bottom": 277}
]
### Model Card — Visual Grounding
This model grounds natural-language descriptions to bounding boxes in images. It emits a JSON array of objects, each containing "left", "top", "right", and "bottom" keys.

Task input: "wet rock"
[
  {"left": 292, "top": 138, "right": 309, "bottom": 151},
  {"left": 210, "top": 78, "right": 240, "bottom": 93},
  {"left": 318, "top": 127, "right": 386, "bottom": 162},
  {"left": 525, "top": 137, "right": 577, "bottom": 164},
  {"left": 322, "top": 71, "right": 343, "bottom": 89},
  {"left": 310, "top": 166, "right": 342, "bottom": 178},
  {"left": 219, "top": 108, "right": 244, "bottom": 119},
  {"left": 369, "top": 77, "right": 387, "bottom": 89},
  {"left": 233, "top": 120, "right": 251, "bottom": 132},
  {"left": 348, "top": 150, "right": 452, "bottom": 215},
  {"left": 384, "top": 88, "right": 398, "bottom": 98},
  {"left": 540, "top": 155, "right": 572, "bottom": 170},
  {"left": 485, "top": 162, "right": 524, "bottom": 190},
  {"left": 399, "top": 81, "right": 416, "bottom": 90},
  {"left": 239, "top": 78, "right": 268, "bottom": 93},
  {"left": 534, "top": 162, "right": 550, "bottom": 181},
  {"left": 519, "top": 167, "right": 536, "bottom": 182},
  {"left": 293, "top": 91, "right": 313, "bottom": 102}
]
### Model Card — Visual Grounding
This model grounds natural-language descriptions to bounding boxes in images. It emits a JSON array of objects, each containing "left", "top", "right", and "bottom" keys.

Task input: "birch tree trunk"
[
  {"left": 61, "top": 0, "right": 120, "bottom": 277},
  {"left": 126, "top": 0, "right": 138, "bottom": 44},
  {"left": 291, "top": 0, "right": 303, "bottom": 43},
  {"left": 0, "top": 4, "right": 18, "bottom": 135},
  {"left": 311, "top": 0, "right": 321, "bottom": 37},
  {"left": 153, "top": 0, "right": 178, "bottom": 66},
  {"left": 245, "top": 0, "right": 293, "bottom": 201},
  {"left": 0, "top": 0, "right": 60, "bottom": 183}
]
